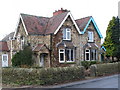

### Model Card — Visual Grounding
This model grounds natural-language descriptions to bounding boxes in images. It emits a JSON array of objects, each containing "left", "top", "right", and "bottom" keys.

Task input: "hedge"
[
  {"left": 2, "top": 66, "right": 85, "bottom": 86},
  {"left": 90, "top": 62, "right": 119, "bottom": 76}
]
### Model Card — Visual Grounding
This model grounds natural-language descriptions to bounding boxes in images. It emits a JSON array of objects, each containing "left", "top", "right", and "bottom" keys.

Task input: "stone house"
[{"left": 1, "top": 8, "right": 104, "bottom": 67}]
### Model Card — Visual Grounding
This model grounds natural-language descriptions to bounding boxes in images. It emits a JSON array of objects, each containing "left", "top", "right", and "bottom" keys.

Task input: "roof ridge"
[
  {"left": 76, "top": 16, "right": 92, "bottom": 21},
  {"left": 20, "top": 13, "right": 50, "bottom": 19}
]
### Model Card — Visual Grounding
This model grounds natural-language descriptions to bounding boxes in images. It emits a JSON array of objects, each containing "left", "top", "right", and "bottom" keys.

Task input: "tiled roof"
[
  {"left": 83, "top": 42, "right": 98, "bottom": 49},
  {"left": 2, "top": 32, "right": 14, "bottom": 41},
  {"left": 33, "top": 44, "right": 45, "bottom": 52},
  {"left": 45, "top": 12, "right": 69, "bottom": 34},
  {"left": 75, "top": 16, "right": 91, "bottom": 31},
  {"left": 0, "top": 41, "right": 9, "bottom": 51},
  {"left": 21, "top": 12, "right": 68, "bottom": 35},
  {"left": 21, "top": 14, "right": 49, "bottom": 35},
  {"left": 57, "top": 41, "right": 75, "bottom": 48}
]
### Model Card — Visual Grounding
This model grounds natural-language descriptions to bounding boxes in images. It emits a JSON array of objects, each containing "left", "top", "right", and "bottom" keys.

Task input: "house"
[{"left": 1, "top": 8, "right": 104, "bottom": 67}]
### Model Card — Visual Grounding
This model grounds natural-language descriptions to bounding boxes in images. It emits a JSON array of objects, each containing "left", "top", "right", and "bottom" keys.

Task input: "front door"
[
  {"left": 40, "top": 54, "right": 44, "bottom": 67},
  {"left": 2, "top": 54, "right": 8, "bottom": 67}
]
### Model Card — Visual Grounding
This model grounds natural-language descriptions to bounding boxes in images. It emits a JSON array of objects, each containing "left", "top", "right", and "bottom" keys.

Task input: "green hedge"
[
  {"left": 81, "top": 61, "right": 98, "bottom": 69},
  {"left": 90, "top": 62, "right": 119, "bottom": 76},
  {"left": 2, "top": 66, "right": 85, "bottom": 86}
]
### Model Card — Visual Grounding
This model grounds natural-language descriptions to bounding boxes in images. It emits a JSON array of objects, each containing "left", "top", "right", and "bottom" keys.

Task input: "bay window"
[
  {"left": 66, "top": 49, "right": 74, "bottom": 62},
  {"left": 59, "top": 49, "right": 65, "bottom": 63}
]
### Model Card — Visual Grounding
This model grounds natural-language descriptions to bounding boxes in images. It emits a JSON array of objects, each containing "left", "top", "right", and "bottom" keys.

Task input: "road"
[
  {"left": 65, "top": 74, "right": 119, "bottom": 88},
  {"left": 2, "top": 74, "right": 119, "bottom": 90}
]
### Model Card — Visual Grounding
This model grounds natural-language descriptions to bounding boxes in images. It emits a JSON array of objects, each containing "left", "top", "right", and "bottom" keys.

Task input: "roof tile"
[{"left": 0, "top": 41, "right": 9, "bottom": 51}]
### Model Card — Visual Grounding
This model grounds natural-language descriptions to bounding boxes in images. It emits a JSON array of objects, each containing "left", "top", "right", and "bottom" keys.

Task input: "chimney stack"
[{"left": 53, "top": 8, "right": 69, "bottom": 16}]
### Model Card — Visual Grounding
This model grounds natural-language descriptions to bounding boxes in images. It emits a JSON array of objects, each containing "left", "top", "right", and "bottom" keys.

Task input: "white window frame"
[
  {"left": 2, "top": 54, "right": 8, "bottom": 67},
  {"left": 66, "top": 49, "right": 75, "bottom": 62},
  {"left": 59, "top": 49, "right": 65, "bottom": 63},
  {"left": 88, "top": 31, "right": 94, "bottom": 42},
  {"left": 63, "top": 28, "right": 71, "bottom": 40},
  {"left": 85, "top": 49, "right": 90, "bottom": 61},
  {"left": 21, "top": 37, "right": 24, "bottom": 50}
]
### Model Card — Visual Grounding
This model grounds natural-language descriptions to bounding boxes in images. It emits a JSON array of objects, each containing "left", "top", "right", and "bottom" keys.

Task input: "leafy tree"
[{"left": 12, "top": 46, "right": 33, "bottom": 67}]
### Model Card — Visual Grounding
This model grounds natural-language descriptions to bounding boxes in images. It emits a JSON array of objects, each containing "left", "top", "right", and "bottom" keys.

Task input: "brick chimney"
[{"left": 53, "top": 8, "right": 69, "bottom": 16}]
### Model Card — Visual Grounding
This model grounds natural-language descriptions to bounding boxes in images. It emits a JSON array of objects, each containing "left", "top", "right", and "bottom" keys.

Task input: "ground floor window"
[
  {"left": 66, "top": 49, "right": 74, "bottom": 62},
  {"left": 91, "top": 49, "right": 97, "bottom": 60},
  {"left": 59, "top": 49, "right": 75, "bottom": 63},
  {"left": 85, "top": 49, "right": 97, "bottom": 61},
  {"left": 85, "top": 49, "right": 90, "bottom": 61},
  {"left": 59, "top": 49, "right": 65, "bottom": 63}
]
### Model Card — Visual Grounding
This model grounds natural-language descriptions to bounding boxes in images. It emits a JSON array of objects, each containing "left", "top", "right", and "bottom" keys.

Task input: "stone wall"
[
  {"left": 51, "top": 17, "right": 80, "bottom": 67},
  {"left": 79, "top": 22, "right": 101, "bottom": 61}
]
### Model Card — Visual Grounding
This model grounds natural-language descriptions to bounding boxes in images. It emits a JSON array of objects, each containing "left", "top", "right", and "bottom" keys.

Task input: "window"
[
  {"left": 59, "top": 49, "right": 65, "bottom": 63},
  {"left": 91, "top": 49, "right": 97, "bottom": 60},
  {"left": 21, "top": 36, "right": 24, "bottom": 50},
  {"left": 63, "top": 28, "right": 71, "bottom": 40},
  {"left": 88, "top": 31, "right": 94, "bottom": 42},
  {"left": 85, "top": 49, "right": 90, "bottom": 61},
  {"left": 66, "top": 49, "right": 74, "bottom": 62}
]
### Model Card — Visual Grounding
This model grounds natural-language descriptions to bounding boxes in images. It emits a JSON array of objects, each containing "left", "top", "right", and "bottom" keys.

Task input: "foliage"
[
  {"left": 81, "top": 61, "right": 98, "bottom": 69},
  {"left": 12, "top": 46, "right": 33, "bottom": 67},
  {"left": 2, "top": 66, "right": 85, "bottom": 86},
  {"left": 103, "top": 16, "right": 120, "bottom": 61},
  {"left": 90, "top": 62, "right": 119, "bottom": 76}
]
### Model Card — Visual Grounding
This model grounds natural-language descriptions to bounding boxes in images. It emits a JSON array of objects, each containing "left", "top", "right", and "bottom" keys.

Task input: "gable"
[
  {"left": 82, "top": 17, "right": 103, "bottom": 38},
  {"left": 53, "top": 12, "right": 81, "bottom": 35},
  {"left": 14, "top": 15, "right": 28, "bottom": 38},
  {"left": 76, "top": 16, "right": 103, "bottom": 38}
]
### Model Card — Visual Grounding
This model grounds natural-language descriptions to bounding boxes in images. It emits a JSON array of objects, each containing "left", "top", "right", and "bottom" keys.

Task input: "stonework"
[{"left": 1, "top": 9, "right": 103, "bottom": 67}]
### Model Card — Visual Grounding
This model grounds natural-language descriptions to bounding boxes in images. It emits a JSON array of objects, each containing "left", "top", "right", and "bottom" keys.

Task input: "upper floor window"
[
  {"left": 88, "top": 31, "right": 94, "bottom": 42},
  {"left": 63, "top": 28, "right": 71, "bottom": 40}
]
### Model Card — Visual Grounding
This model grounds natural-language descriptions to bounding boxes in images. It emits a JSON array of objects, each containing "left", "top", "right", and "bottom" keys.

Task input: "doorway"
[{"left": 2, "top": 54, "right": 8, "bottom": 67}]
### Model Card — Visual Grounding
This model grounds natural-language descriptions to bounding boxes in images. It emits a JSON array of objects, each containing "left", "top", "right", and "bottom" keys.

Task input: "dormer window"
[
  {"left": 63, "top": 28, "right": 71, "bottom": 40},
  {"left": 88, "top": 31, "right": 94, "bottom": 42}
]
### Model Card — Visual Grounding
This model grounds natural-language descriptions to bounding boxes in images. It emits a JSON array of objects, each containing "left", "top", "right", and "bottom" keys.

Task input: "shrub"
[
  {"left": 2, "top": 66, "right": 85, "bottom": 86},
  {"left": 12, "top": 46, "right": 33, "bottom": 67},
  {"left": 81, "top": 61, "right": 97, "bottom": 69},
  {"left": 90, "top": 62, "right": 119, "bottom": 77}
]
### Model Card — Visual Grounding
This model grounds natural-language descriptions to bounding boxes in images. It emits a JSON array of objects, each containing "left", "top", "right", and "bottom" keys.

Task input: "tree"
[
  {"left": 12, "top": 46, "right": 33, "bottom": 67},
  {"left": 103, "top": 16, "right": 120, "bottom": 61}
]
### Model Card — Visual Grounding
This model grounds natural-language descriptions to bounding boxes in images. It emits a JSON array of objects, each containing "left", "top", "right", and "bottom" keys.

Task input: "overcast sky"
[{"left": 0, "top": 0, "right": 119, "bottom": 43}]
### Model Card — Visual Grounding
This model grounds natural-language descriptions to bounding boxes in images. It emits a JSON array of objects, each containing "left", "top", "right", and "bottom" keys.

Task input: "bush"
[
  {"left": 81, "top": 61, "right": 97, "bottom": 69},
  {"left": 2, "top": 66, "right": 85, "bottom": 86},
  {"left": 12, "top": 46, "right": 33, "bottom": 67},
  {"left": 90, "top": 62, "right": 119, "bottom": 77}
]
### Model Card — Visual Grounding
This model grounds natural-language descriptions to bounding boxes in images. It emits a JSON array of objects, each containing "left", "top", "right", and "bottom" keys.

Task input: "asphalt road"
[
  {"left": 65, "top": 74, "right": 119, "bottom": 88},
  {"left": 2, "top": 74, "right": 119, "bottom": 90}
]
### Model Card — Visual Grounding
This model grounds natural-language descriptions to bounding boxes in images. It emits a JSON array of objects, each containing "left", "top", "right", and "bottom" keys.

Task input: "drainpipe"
[
  {"left": 49, "top": 34, "right": 53, "bottom": 67},
  {"left": 9, "top": 37, "right": 13, "bottom": 66}
]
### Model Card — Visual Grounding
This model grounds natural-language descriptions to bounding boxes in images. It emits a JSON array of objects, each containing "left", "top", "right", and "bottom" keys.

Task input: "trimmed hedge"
[
  {"left": 81, "top": 61, "right": 98, "bottom": 69},
  {"left": 2, "top": 66, "right": 85, "bottom": 86},
  {"left": 90, "top": 62, "right": 119, "bottom": 76}
]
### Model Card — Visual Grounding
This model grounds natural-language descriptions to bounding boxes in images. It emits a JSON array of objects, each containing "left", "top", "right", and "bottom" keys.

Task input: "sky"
[{"left": 0, "top": 0, "right": 119, "bottom": 43}]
